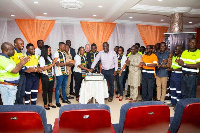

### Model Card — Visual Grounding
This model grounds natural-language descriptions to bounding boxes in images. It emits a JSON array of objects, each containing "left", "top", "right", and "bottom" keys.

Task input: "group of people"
[
  {"left": 117, "top": 39, "right": 199, "bottom": 106},
  {"left": 0, "top": 39, "right": 76, "bottom": 110},
  {"left": 0, "top": 37, "right": 199, "bottom": 109}
]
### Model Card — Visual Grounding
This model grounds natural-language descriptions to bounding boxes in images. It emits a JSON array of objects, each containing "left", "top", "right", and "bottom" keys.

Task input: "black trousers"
[
  {"left": 74, "top": 72, "right": 83, "bottom": 98},
  {"left": 41, "top": 74, "right": 54, "bottom": 105},
  {"left": 70, "top": 67, "right": 74, "bottom": 94},
  {"left": 142, "top": 77, "right": 155, "bottom": 101}
]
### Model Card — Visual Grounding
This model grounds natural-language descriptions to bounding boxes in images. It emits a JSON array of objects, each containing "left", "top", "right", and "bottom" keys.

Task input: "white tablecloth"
[{"left": 79, "top": 79, "right": 109, "bottom": 104}]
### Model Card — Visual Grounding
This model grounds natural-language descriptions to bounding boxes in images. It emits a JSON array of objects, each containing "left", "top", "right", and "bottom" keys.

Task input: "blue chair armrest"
[
  {"left": 170, "top": 117, "right": 174, "bottom": 125},
  {"left": 46, "top": 124, "right": 52, "bottom": 133},
  {"left": 113, "top": 123, "right": 119, "bottom": 133}
]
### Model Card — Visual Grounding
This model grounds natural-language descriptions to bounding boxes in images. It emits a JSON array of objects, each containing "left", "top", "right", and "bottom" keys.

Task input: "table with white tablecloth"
[{"left": 79, "top": 79, "right": 109, "bottom": 104}]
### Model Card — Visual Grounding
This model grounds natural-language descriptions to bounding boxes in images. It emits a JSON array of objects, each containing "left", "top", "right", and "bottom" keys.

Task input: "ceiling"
[{"left": 0, "top": 0, "right": 200, "bottom": 27}]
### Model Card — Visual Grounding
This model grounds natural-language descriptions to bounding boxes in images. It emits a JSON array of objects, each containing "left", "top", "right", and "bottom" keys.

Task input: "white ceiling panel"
[{"left": 0, "top": 0, "right": 199, "bottom": 27}]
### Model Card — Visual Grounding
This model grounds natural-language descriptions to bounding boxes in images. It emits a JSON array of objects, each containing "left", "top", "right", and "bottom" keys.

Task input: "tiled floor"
[{"left": 36, "top": 86, "right": 200, "bottom": 126}]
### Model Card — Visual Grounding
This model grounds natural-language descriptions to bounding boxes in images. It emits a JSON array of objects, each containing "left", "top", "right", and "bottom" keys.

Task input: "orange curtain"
[
  {"left": 15, "top": 19, "right": 55, "bottom": 48},
  {"left": 137, "top": 24, "right": 168, "bottom": 46},
  {"left": 80, "top": 21, "right": 116, "bottom": 51}
]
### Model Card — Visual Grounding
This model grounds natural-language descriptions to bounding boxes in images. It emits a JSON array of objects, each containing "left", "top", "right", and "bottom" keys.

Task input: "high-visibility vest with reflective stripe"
[
  {"left": 142, "top": 53, "right": 158, "bottom": 78},
  {"left": 180, "top": 49, "right": 200, "bottom": 74},
  {"left": 142, "top": 53, "right": 158, "bottom": 71},
  {"left": 138, "top": 51, "right": 143, "bottom": 56},
  {"left": 171, "top": 56, "right": 182, "bottom": 70},
  {"left": 0, "top": 55, "right": 19, "bottom": 84},
  {"left": 11, "top": 48, "right": 24, "bottom": 64},
  {"left": 127, "top": 51, "right": 143, "bottom": 57},
  {"left": 24, "top": 53, "right": 39, "bottom": 68},
  {"left": 127, "top": 52, "right": 131, "bottom": 57},
  {"left": 142, "top": 69, "right": 155, "bottom": 73}
]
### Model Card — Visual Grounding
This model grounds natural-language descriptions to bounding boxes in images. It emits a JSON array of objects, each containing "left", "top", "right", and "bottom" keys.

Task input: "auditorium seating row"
[{"left": 0, "top": 98, "right": 200, "bottom": 133}]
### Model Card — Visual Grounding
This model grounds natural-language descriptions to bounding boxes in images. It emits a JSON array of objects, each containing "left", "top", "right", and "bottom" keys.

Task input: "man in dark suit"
[{"left": 66, "top": 40, "right": 76, "bottom": 96}]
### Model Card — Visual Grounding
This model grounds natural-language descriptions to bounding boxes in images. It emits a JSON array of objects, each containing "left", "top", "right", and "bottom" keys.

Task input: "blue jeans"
[
  {"left": 142, "top": 77, "right": 155, "bottom": 101},
  {"left": 123, "top": 70, "right": 128, "bottom": 89},
  {"left": 55, "top": 75, "right": 68, "bottom": 103},
  {"left": 102, "top": 69, "right": 114, "bottom": 98},
  {"left": 116, "top": 71, "right": 125, "bottom": 96},
  {"left": 0, "top": 84, "right": 17, "bottom": 105},
  {"left": 15, "top": 74, "right": 26, "bottom": 104},
  {"left": 181, "top": 74, "right": 199, "bottom": 99}
]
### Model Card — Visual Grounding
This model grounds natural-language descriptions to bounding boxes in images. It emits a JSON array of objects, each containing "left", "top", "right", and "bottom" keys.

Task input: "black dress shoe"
[
  {"left": 67, "top": 96, "right": 74, "bottom": 99},
  {"left": 56, "top": 103, "right": 61, "bottom": 107},
  {"left": 70, "top": 92, "right": 76, "bottom": 96},
  {"left": 167, "top": 104, "right": 175, "bottom": 107},
  {"left": 108, "top": 97, "right": 113, "bottom": 102},
  {"left": 48, "top": 104, "right": 56, "bottom": 108},
  {"left": 62, "top": 100, "right": 71, "bottom": 104},
  {"left": 44, "top": 107, "right": 50, "bottom": 110},
  {"left": 125, "top": 94, "right": 130, "bottom": 97},
  {"left": 153, "top": 98, "right": 157, "bottom": 101},
  {"left": 76, "top": 98, "right": 79, "bottom": 102}
]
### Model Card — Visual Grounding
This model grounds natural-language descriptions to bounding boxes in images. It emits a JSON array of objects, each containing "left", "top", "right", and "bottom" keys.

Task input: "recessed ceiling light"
[
  {"left": 11, "top": 15, "right": 15, "bottom": 17},
  {"left": 98, "top": 5, "right": 102, "bottom": 8},
  {"left": 43, "top": 13, "right": 47, "bottom": 15},
  {"left": 189, "top": 22, "right": 192, "bottom": 23},
  {"left": 129, "top": 17, "right": 133, "bottom": 18},
  {"left": 158, "top": 0, "right": 163, "bottom": 1},
  {"left": 161, "top": 19, "right": 164, "bottom": 21},
  {"left": 93, "top": 15, "right": 97, "bottom": 17},
  {"left": 34, "top": 1, "right": 38, "bottom": 4}
]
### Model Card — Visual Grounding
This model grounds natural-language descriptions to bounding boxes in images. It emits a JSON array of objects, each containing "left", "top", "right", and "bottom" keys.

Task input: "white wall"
[
  {"left": 108, "top": 23, "right": 144, "bottom": 53},
  {"left": 0, "top": 19, "right": 144, "bottom": 54}
]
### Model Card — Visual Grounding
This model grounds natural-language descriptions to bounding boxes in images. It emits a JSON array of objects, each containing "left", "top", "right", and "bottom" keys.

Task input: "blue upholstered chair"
[
  {"left": 53, "top": 104, "right": 115, "bottom": 133},
  {"left": 168, "top": 98, "right": 200, "bottom": 133},
  {"left": 113, "top": 101, "right": 170, "bottom": 133},
  {"left": 0, "top": 105, "right": 52, "bottom": 133}
]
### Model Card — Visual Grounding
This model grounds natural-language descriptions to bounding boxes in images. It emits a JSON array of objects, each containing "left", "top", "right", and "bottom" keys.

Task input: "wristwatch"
[{"left": 183, "top": 63, "right": 186, "bottom": 67}]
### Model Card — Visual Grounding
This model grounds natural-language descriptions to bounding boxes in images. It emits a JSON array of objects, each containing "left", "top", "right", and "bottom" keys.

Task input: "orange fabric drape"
[
  {"left": 137, "top": 24, "right": 168, "bottom": 46},
  {"left": 80, "top": 21, "right": 116, "bottom": 51},
  {"left": 15, "top": 19, "right": 55, "bottom": 48}
]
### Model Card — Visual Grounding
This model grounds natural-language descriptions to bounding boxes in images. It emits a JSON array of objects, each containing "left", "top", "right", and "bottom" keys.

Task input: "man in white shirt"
[
  {"left": 35, "top": 40, "right": 44, "bottom": 56},
  {"left": 54, "top": 42, "right": 73, "bottom": 107}
]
